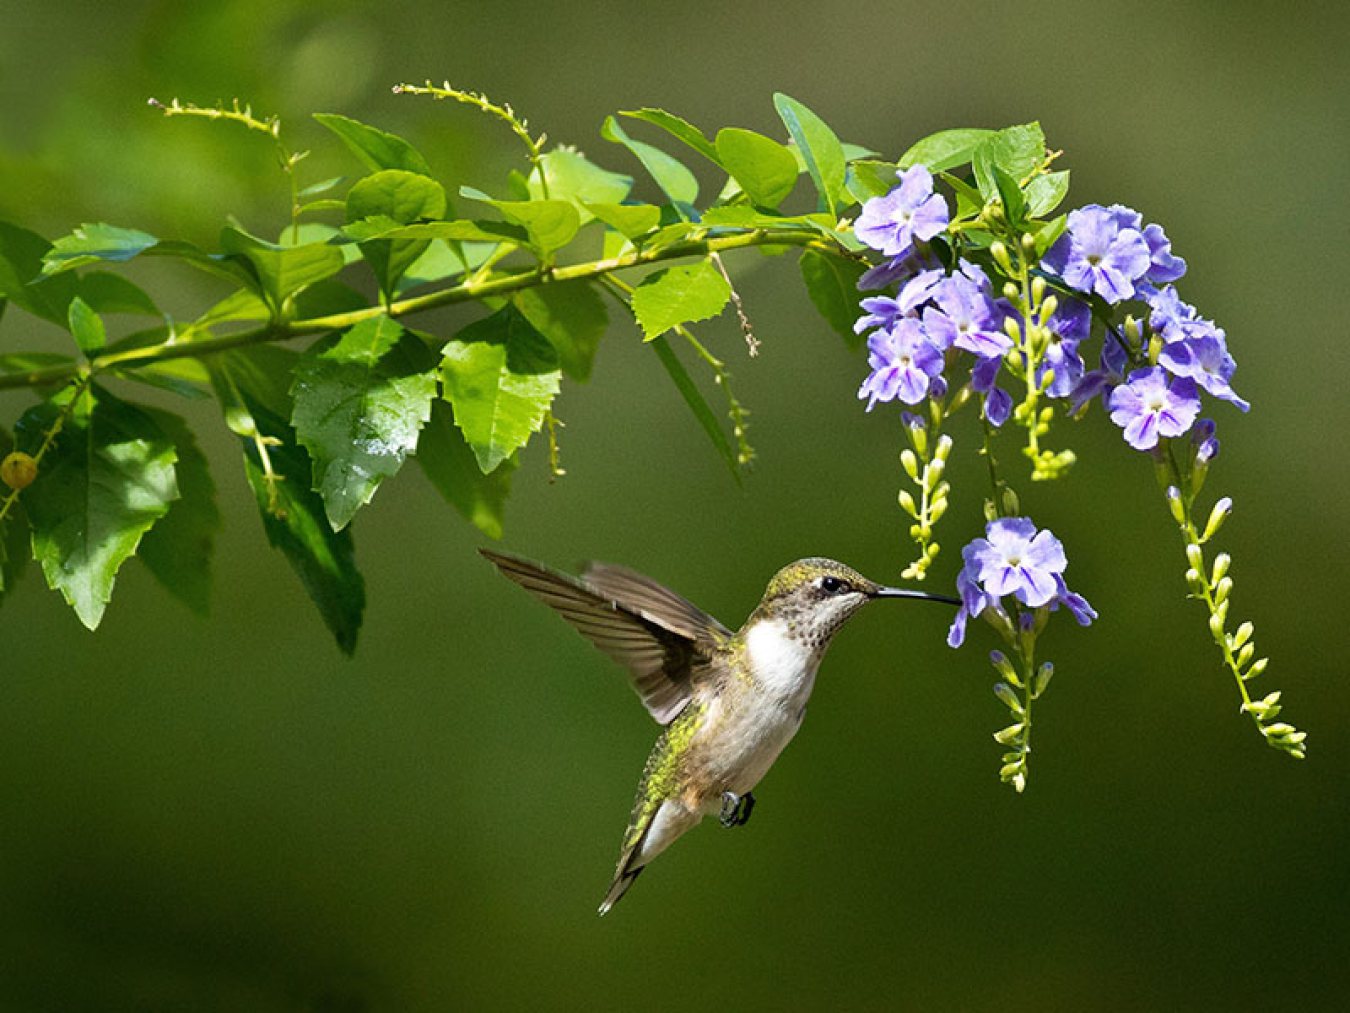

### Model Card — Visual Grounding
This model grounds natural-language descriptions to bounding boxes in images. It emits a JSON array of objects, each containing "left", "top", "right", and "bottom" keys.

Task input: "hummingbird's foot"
[{"left": 719, "top": 791, "right": 756, "bottom": 828}]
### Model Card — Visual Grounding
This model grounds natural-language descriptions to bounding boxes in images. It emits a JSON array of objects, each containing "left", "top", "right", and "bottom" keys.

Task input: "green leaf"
[
  {"left": 346, "top": 170, "right": 447, "bottom": 298},
  {"left": 219, "top": 226, "right": 346, "bottom": 309},
  {"left": 601, "top": 116, "right": 699, "bottom": 205},
  {"left": 0, "top": 221, "right": 79, "bottom": 324},
  {"left": 618, "top": 109, "right": 720, "bottom": 164},
  {"left": 0, "top": 428, "right": 30, "bottom": 603},
  {"left": 649, "top": 336, "right": 738, "bottom": 480},
  {"left": 313, "top": 113, "right": 433, "bottom": 175},
  {"left": 581, "top": 202, "right": 661, "bottom": 240},
  {"left": 0, "top": 352, "right": 76, "bottom": 375},
  {"left": 41, "top": 222, "right": 159, "bottom": 275},
  {"left": 440, "top": 303, "right": 561, "bottom": 474},
  {"left": 416, "top": 400, "right": 514, "bottom": 539},
  {"left": 291, "top": 314, "right": 437, "bottom": 530},
  {"left": 773, "top": 93, "right": 846, "bottom": 216},
  {"left": 799, "top": 250, "right": 867, "bottom": 349},
  {"left": 458, "top": 190, "right": 580, "bottom": 256},
  {"left": 631, "top": 260, "right": 731, "bottom": 341},
  {"left": 137, "top": 408, "right": 220, "bottom": 616},
  {"left": 972, "top": 123, "right": 1046, "bottom": 199},
  {"left": 210, "top": 348, "right": 365, "bottom": 654},
  {"left": 899, "top": 128, "right": 995, "bottom": 172},
  {"left": 298, "top": 176, "right": 345, "bottom": 199},
  {"left": 697, "top": 207, "right": 832, "bottom": 229},
  {"left": 15, "top": 385, "right": 179, "bottom": 630},
  {"left": 67, "top": 296, "right": 106, "bottom": 355},
  {"left": 715, "top": 128, "right": 798, "bottom": 208},
  {"left": 846, "top": 160, "right": 901, "bottom": 203},
  {"left": 1026, "top": 170, "right": 1071, "bottom": 218},
  {"left": 341, "top": 217, "right": 526, "bottom": 246},
  {"left": 77, "top": 272, "right": 159, "bottom": 316},
  {"left": 527, "top": 147, "right": 632, "bottom": 222},
  {"left": 513, "top": 280, "right": 608, "bottom": 381},
  {"left": 989, "top": 162, "right": 1026, "bottom": 227}
]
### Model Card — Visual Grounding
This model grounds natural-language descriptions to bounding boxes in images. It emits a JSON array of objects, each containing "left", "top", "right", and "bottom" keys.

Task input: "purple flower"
[
  {"left": 858, "top": 317, "right": 944, "bottom": 409},
  {"left": 1107, "top": 366, "right": 1202, "bottom": 450},
  {"left": 1146, "top": 285, "right": 1201, "bottom": 342},
  {"left": 971, "top": 352, "right": 1012, "bottom": 427},
  {"left": 1157, "top": 329, "right": 1250, "bottom": 411},
  {"left": 1037, "top": 297, "right": 1091, "bottom": 398},
  {"left": 1192, "top": 418, "right": 1220, "bottom": 463},
  {"left": 854, "top": 295, "right": 903, "bottom": 336},
  {"left": 855, "top": 165, "right": 950, "bottom": 259},
  {"left": 1042, "top": 204, "right": 1151, "bottom": 303},
  {"left": 946, "top": 517, "right": 1096, "bottom": 647},
  {"left": 923, "top": 273, "right": 1013, "bottom": 356},
  {"left": 1142, "top": 222, "right": 1187, "bottom": 283}
]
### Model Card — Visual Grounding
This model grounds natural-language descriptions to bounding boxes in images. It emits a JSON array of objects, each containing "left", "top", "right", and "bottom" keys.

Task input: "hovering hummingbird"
[{"left": 480, "top": 549, "right": 958, "bottom": 915}]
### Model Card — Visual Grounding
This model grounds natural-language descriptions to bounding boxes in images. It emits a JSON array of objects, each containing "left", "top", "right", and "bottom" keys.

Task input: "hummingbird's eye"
[{"left": 818, "top": 576, "right": 848, "bottom": 595}]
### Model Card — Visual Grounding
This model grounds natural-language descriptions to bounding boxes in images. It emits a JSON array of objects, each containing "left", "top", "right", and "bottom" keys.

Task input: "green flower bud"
[
  {"left": 1185, "top": 543, "right": 1205, "bottom": 570},
  {"left": 900, "top": 449, "right": 919, "bottom": 481}
]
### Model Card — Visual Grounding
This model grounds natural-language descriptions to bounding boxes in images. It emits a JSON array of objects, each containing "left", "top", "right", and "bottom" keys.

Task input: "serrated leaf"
[
  {"left": 346, "top": 170, "right": 447, "bottom": 298},
  {"left": 972, "top": 123, "right": 1046, "bottom": 199},
  {"left": 137, "top": 408, "right": 220, "bottom": 616},
  {"left": 291, "top": 314, "right": 437, "bottom": 530},
  {"left": 219, "top": 227, "right": 345, "bottom": 309},
  {"left": 900, "top": 128, "right": 995, "bottom": 172},
  {"left": 581, "top": 202, "right": 661, "bottom": 240},
  {"left": 440, "top": 303, "right": 561, "bottom": 474},
  {"left": 41, "top": 222, "right": 159, "bottom": 275},
  {"left": 631, "top": 260, "right": 731, "bottom": 341},
  {"left": 527, "top": 147, "right": 632, "bottom": 222},
  {"left": 513, "top": 280, "right": 608, "bottom": 381},
  {"left": 1026, "top": 170, "right": 1071, "bottom": 218},
  {"left": 0, "top": 220, "right": 79, "bottom": 324},
  {"left": 715, "top": 128, "right": 798, "bottom": 208},
  {"left": 649, "top": 336, "right": 738, "bottom": 480},
  {"left": 799, "top": 250, "right": 867, "bottom": 349},
  {"left": 77, "top": 272, "right": 159, "bottom": 316},
  {"left": 15, "top": 385, "right": 179, "bottom": 630},
  {"left": 67, "top": 296, "right": 106, "bottom": 355},
  {"left": 417, "top": 400, "right": 513, "bottom": 539},
  {"left": 458, "top": 189, "right": 581, "bottom": 256},
  {"left": 618, "top": 109, "right": 720, "bottom": 164},
  {"left": 601, "top": 116, "right": 699, "bottom": 206},
  {"left": 313, "top": 113, "right": 433, "bottom": 175},
  {"left": 773, "top": 93, "right": 846, "bottom": 217},
  {"left": 210, "top": 348, "right": 366, "bottom": 654}
]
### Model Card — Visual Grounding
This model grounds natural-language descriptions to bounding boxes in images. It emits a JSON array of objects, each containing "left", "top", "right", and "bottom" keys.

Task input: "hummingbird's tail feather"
[{"left": 598, "top": 866, "right": 643, "bottom": 916}]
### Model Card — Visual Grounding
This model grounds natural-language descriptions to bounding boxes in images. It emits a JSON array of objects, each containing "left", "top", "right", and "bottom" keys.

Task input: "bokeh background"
[{"left": 1, "top": 1, "right": 1347, "bottom": 1009}]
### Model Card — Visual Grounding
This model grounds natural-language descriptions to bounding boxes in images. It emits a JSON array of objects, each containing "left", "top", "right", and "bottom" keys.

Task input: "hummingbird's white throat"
[{"left": 745, "top": 618, "right": 821, "bottom": 700}]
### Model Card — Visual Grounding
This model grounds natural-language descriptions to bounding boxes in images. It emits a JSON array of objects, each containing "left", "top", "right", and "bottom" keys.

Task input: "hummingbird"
[{"left": 480, "top": 549, "right": 958, "bottom": 915}]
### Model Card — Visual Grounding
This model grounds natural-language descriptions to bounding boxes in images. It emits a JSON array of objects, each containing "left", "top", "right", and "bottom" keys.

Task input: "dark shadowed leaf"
[
  {"left": 0, "top": 221, "right": 79, "bottom": 324},
  {"left": 773, "top": 94, "right": 846, "bottom": 216},
  {"left": 631, "top": 260, "right": 730, "bottom": 341},
  {"left": 649, "top": 336, "right": 738, "bottom": 481},
  {"left": 209, "top": 347, "right": 365, "bottom": 654},
  {"left": 291, "top": 314, "right": 437, "bottom": 530},
  {"left": 313, "top": 113, "right": 433, "bottom": 175},
  {"left": 15, "top": 384, "right": 179, "bottom": 629},
  {"left": 800, "top": 250, "right": 868, "bottom": 349},
  {"left": 440, "top": 303, "right": 561, "bottom": 474},
  {"left": 137, "top": 407, "right": 220, "bottom": 616},
  {"left": 417, "top": 400, "right": 514, "bottom": 539},
  {"left": 513, "top": 280, "right": 608, "bottom": 381},
  {"left": 0, "top": 429, "right": 31, "bottom": 603},
  {"left": 77, "top": 272, "right": 159, "bottom": 316}
]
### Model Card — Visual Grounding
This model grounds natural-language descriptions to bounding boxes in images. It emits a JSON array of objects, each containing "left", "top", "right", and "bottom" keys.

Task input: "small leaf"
[
  {"left": 631, "top": 260, "right": 731, "bottom": 341},
  {"left": 210, "top": 348, "right": 366, "bottom": 654},
  {"left": 66, "top": 296, "right": 106, "bottom": 356},
  {"left": 513, "top": 280, "right": 608, "bottom": 381},
  {"left": 137, "top": 408, "right": 221, "bottom": 616},
  {"left": 846, "top": 160, "right": 901, "bottom": 203},
  {"left": 291, "top": 314, "right": 437, "bottom": 530},
  {"left": 16, "top": 385, "right": 179, "bottom": 630},
  {"left": 219, "top": 226, "right": 345, "bottom": 309},
  {"left": 459, "top": 189, "right": 581, "bottom": 256},
  {"left": 773, "top": 93, "right": 846, "bottom": 216},
  {"left": 77, "top": 272, "right": 159, "bottom": 316},
  {"left": 0, "top": 352, "right": 76, "bottom": 376},
  {"left": 618, "top": 109, "right": 720, "bottom": 164},
  {"left": 972, "top": 123, "right": 1046, "bottom": 199},
  {"left": 899, "top": 128, "right": 995, "bottom": 172},
  {"left": 581, "top": 202, "right": 661, "bottom": 240},
  {"left": 342, "top": 217, "right": 526, "bottom": 246},
  {"left": 41, "top": 222, "right": 159, "bottom": 275},
  {"left": 1026, "top": 170, "right": 1071, "bottom": 218},
  {"left": 313, "top": 113, "right": 433, "bottom": 175},
  {"left": 0, "top": 221, "right": 79, "bottom": 324},
  {"left": 346, "top": 170, "right": 447, "bottom": 298},
  {"left": 527, "top": 147, "right": 632, "bottom": 221},
  {"left": 714, "top": 128, "right": 798, "bottom": 208},
  {"left": 799, "top": 250, "right": 867, "bottom": 348},
  {"left": 649, "top": 336, "right": 739, "bottom": 481},
  {"left": 417, "top": 400, "right": 514, "bottom": 539},
  {"left": 601, "top": 116, "right": 699, "bottom": 205},
  {"left": 441, "top": 303, "right": 561, "bottom": 474}
]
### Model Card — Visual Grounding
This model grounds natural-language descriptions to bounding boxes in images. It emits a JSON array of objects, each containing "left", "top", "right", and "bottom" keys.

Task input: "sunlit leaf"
[
  {"left": 618, "top": 109, "right": 720, "bottom": 164},
  {"left": 631, "top": 260, "right": 731, "bottom": 341},
  {"left": 41, "top": 222, "right": 159, "bottom": 275},
  {"left": 67, "top": 296, "right": 106, "bottom": 355},
  {"left": 581, "top": 202, "right": 661, "bottom": 240},
  {"left": 714, "top": 128, "right": 798, "bottom": 209},
  {"left": 313, "top": 113, "right": 433, "bottom": 175},
  {"left": 601, "top": 116, "right": 699, "bottom": 205},
  {"left": 773, "top": 93, "right": 846, "bottom": 216},
  {"left": 346, "top": 170, "right": 447, "bottom": 299},
  {"left": 900, "top": 128, "right": 995, "bottom": 172},
  {"left": 1026, "top": 170, "right": 1071, "bottom": 218},
  {"left": 219, "top": 226, "right": 345, "bottom": 309},
  {"left": 527, "top": 147, "right": 632, "bottom": 222},
  {"left": 458, "top": 189, "right": 580, "bottom": 256},
  {"left": 440, "top": 303, "right": 561, "bottom": 474}
]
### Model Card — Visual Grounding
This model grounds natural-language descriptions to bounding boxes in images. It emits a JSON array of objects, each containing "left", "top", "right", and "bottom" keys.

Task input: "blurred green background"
[{"left": 2, "top": 1, "right": 1348, "bottom": 1009}]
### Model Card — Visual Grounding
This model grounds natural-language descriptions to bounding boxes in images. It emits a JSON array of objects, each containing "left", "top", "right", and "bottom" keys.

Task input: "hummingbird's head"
[{"left": 753, "top": 557, "right": 960, "bottom": 650}]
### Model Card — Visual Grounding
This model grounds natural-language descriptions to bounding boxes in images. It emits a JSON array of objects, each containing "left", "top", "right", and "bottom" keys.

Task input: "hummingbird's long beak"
[{"left": 871, "top": 586, "right": 961, "bottom": 606}]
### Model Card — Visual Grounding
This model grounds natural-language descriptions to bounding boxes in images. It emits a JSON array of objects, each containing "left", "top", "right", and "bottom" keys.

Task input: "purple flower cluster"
[
  {"left": 1042, "top": 204, "right": 1184, "bottom": 304},
  {"left": 947, "top": 517, "right": 1096, "bottom": 648},
  {"left": 856, "top": 165, "right": 949, "bottom": 266}
]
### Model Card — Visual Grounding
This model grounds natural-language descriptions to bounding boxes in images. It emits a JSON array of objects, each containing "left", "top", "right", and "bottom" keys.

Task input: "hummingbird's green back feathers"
[{"left": 480, "top": 549, "right": 727, "bottom": 724}]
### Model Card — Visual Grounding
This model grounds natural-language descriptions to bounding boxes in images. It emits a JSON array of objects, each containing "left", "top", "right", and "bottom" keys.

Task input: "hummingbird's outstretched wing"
[{"left": 480, "top": 549, "right": 730, "bottom": 725}]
